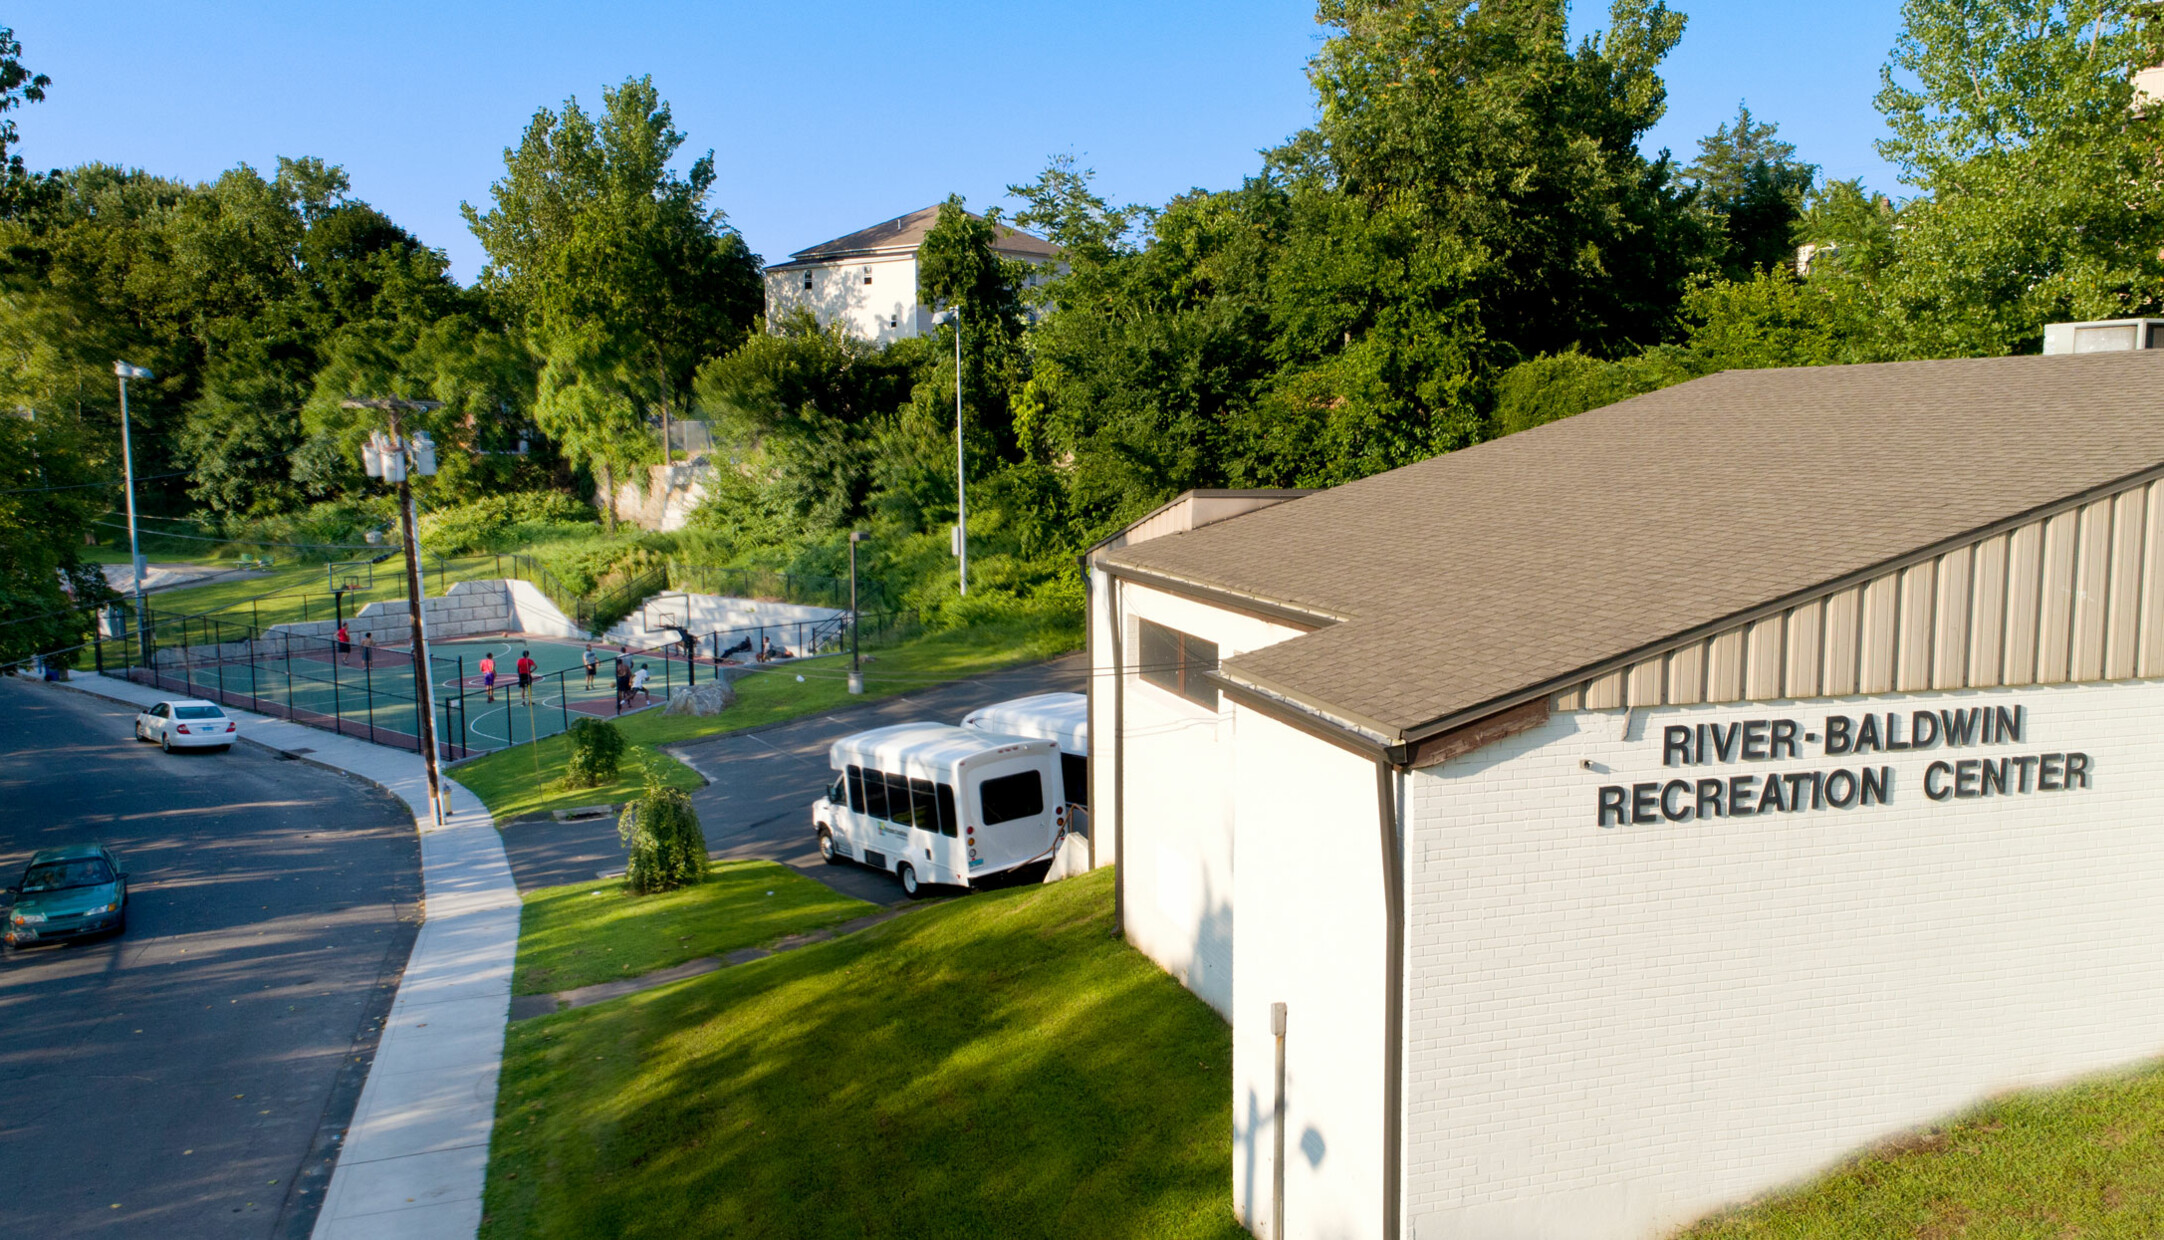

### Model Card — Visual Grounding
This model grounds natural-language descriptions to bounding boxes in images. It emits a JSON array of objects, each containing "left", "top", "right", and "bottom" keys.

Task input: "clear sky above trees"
[{"left": 9, "top": 0, "right": 1901, "bottom": 282}]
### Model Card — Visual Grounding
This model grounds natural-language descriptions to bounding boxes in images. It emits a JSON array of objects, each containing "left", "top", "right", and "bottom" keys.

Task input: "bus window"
[
  {"left": 863, "top": 768, "right": 890, "bottom": 820},
  {"left": 936, "top": 784, "right": 958, "bottom": 837},
  {"left": 1061, "top": 754, "right": 1088, "bottom": 808},
  {"left": 980, "top": 771, "right": 1044, "bottom": 826},
  {"left": 846, "top": 766, "right": 866, "bottom": 813},
  {"left": 910, "top": 778, "right": 939, "bottom": 834},
  {"left": 884, "top": 772, "right": 918, "bottom": 829}
]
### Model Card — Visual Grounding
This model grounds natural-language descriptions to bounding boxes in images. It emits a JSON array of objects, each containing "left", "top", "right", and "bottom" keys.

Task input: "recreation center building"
[{"left": 1085, "top": 347, "right": 2164, "bottom": 1238}]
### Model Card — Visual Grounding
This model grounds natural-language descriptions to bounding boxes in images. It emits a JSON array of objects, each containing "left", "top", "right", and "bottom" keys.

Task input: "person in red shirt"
[
  {"left": 516, "top": 650, "right": 538, "bottom": 705},
  {"left": 335, "top": 624, "right": 351, "bottom": 666}
]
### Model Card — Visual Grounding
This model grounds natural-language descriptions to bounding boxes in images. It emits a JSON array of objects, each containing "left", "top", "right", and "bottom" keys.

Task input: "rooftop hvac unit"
[{"left": 2042, "top": 319, "right": 2164, "bottom": 355}]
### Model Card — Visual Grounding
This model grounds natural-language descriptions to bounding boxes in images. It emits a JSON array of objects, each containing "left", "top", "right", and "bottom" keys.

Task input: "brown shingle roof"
[
  {"left": 1102, "top": 352, "right": 2164, "bottom": 740},
  {"left": 770, "top": 205, "right": 1059, "bottom": 268}
]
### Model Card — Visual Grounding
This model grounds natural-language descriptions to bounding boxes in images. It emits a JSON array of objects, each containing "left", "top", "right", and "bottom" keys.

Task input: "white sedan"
[{"left": 134, "top": 699, "right": 238, "bottom": 753}]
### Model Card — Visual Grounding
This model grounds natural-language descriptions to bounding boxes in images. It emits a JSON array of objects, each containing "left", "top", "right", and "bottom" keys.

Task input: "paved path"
[
  {"left": 494, "top": 654, "right": 1086, "bottom": 905},
  {"left": 0, "top": 680, "right": 418, "bottom": 1240},
  {"left": 45, "top": 672, "right": 517, "bottom": 1240}
]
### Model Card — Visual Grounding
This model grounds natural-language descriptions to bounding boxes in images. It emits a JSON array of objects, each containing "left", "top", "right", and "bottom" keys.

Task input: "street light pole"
[
  {"left": 346, "top": 397, "right": 448, "bottom": 826},
  {"left": 936, "top": 306, "right": 967, "bottom": 596},
  {"left": 848, "top": 530, "right": 869, "bottom": 695},
  {"left": 114, "top": 362, "right": 154, "bottom": 663}
]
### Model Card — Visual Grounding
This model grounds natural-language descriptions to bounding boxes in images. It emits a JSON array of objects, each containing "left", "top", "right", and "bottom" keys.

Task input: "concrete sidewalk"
[{"left": 50, "top": 672, "right": 514, "bottom": 1240}]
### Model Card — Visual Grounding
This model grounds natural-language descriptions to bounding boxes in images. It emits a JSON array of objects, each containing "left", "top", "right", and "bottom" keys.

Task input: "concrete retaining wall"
[{"left": 603, "top": 592, "right": 844, "bottom": 649}]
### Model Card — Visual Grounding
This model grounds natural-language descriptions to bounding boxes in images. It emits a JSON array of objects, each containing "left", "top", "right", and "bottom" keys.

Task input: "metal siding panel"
[
  {"left": 2106, "top": 488, "right": 2145, "bottom": 679},
  {"left": 1707, "top": 628, "right": 1744, "bottom": 703},
  {"left": 1932, "top": 546, "right": 1972, "bottom": 690},
  {"left": 2144, "top": 481, "right": 2164, "bottom": 677},
  {"left": 1627, "top": 656, "right": 1665, "bottom": 707},
  {"left": 1822, "top": 585, "right": 1861, "bottom": 697},
  {"left": 2070, "top": 499, "right": 2113, "bottom": 681},
  {"left": 2036, "top": 509, "right": 2079, "bottom": 683},
  {"left": 1745, "top": 616, "right": 1785, "bottom": 700},
  {"left": 1896, "top": 560, "right": 1936, "bottom": 692},
  {"left": 1584, "top": 670, "right": 1625, "bottom": 710},
  {"left": 2004, "top": 520, "right": 2043, "bottom": 686},
  {"left": 1666, "top": 639, "right": 1706, "bottom": 706},
  {"left": 1553, "top": 685, "right": 1585, "bottom": 712},
  {"left": 1859, "top": 572, "right": 1899, "bottom": 694},
  {"left": 1968, "top": 532, "right": 2008, "bottom": 688},
  {"left": 1785, "top": 600, "right": 1824, "bottom": 700}
]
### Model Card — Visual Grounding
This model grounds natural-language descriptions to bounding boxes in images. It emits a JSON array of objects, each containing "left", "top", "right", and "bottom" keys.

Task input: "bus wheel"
[
  {"left": 897, "top": 863, "right": 924, "bottom": 900},
  {"left": 818, "top": 829, "right": 840, "bottom": 865}
]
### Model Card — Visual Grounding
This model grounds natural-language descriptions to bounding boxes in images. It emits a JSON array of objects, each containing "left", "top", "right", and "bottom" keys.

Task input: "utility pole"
[
  {"left": 346, "top": 397, "right": 449, "bottom": 825},
  {"left": 114, "top": 362, "right": 154, "bottom": 663}
]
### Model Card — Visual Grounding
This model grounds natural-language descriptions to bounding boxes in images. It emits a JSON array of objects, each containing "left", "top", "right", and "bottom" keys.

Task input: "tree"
[
  {"left": 1686, "top": 102, "right": 1818, "bottom": 281},
  {"left": 0, "top": 408, "right": 113, "bottom": 665},
  {"left": 1861, "top": 0, "right": 2164, "bottom": 355},
  {"left": 463, "top": 76, "right": 763, "bottom": 523},
  {"left": 0, "top": 23, "right": 49, "bottom": 210}
]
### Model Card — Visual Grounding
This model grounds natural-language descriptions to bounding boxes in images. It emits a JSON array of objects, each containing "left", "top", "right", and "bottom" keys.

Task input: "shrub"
[
  {"left": 560, "top": 718, "right": 626, "bottom": 790},
  {"left": 617, "top": 766, "right": 707, "bottom": 893},
  {"left": 419, "top": 491, "right": 598, "bottom": 555}
]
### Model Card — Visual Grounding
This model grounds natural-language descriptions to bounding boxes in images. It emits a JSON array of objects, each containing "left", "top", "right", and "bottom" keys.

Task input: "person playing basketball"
[
  {"left": 336, "top": 623, "right": 352, "bottom": 665},
  {"left": 582, "top": 643, "right": 598, "bottom": 689},
  {"left": 479, "top": 652, "right": 497, "bottom": 703},
  {"left": 516, "top": 650, "right": 537, "bottom": 705}
]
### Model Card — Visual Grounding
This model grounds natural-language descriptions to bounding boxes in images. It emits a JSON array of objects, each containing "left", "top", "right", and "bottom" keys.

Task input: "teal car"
[{"left": 3, "top": 845, "right": 128, "bottom": 951}]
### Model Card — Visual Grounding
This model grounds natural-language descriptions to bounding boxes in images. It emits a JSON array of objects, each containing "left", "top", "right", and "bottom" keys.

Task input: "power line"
[
  {"left": 0, "top": 469, "right": 191, "bottom": 497},
  {"left": 87, "top": 518, "right": 384, "bottom": 553}
]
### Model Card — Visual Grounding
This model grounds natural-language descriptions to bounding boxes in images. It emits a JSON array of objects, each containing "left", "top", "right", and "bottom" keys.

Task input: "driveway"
[
  {"left": 0, "top": 678, "right": 421, "bottom": 1239},
  {"left": 496, "top": 653, "right": 1086, "bottom": 904}
]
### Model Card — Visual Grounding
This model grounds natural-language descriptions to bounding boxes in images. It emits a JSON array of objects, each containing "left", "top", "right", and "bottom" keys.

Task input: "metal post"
[
  {"left": 1272, "top": 1001, "right": 1288, "bottom": 1240},
  {"left": 459, "top": 655, "right": 470, "bottom": 757},
  {"left": 849, "top": 532, "right": 864, "bottom": 694},
  {"left": 115, "top": 363, "right": 153, "bottom": 664},
  {"left": 559, "top": 669, "right": 569, "bottom": 735},
  {"left": 953, "top": 307, "right": 967, "bottom": 596},
  {"left": 247, "top": 624, "right": 258, "bottom": 708},
  {"left": 330, "top": 634, "right": 342, "bottom": 736},
  {"left": 364, "top": 657, "right": 376, "bottom": 744}
]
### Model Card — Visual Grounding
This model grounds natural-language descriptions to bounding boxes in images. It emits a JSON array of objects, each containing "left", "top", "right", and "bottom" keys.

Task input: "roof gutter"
[{"left": 1095, "top": 562, "right": 1340, "bottom": 632}]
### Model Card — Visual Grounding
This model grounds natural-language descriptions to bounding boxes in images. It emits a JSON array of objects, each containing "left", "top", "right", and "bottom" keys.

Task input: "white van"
[
  {"left": 813, "top": 723, "right": 1069, "bottom": 898},
  {"left": 960, "top": 692, "right": 1087, "bottom": 821}
]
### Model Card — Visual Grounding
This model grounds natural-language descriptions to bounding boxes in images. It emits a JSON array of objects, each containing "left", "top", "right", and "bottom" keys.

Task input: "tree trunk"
[{"left": 598, "top": 459, "right": 618, "bottom": 532}]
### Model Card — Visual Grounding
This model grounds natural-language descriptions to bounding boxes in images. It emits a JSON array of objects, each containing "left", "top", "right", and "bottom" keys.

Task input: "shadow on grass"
[{"left": 484, "top": 868, "right": 1243, "bottom": 1240}]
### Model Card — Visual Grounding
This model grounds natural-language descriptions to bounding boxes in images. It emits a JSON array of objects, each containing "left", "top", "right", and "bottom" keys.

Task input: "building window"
[
  {"left": 863, "top": 271, "right": 874, "bottom": 285},
  {"left": 889, "top": 315, "right": 899, "bottom": 329},
  {"left": 802, "top": 271, "right": 813, "bottom": 290},
  {"left": 1138, "top": 617, "right": 1219, "bottom": 709},
  {"left": 980, "top": 771, "right": 1045, "bottom": 826}
]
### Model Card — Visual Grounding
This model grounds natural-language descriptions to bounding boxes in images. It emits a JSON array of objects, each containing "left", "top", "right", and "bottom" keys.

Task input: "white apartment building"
[
  {"left": 1087, "top": 349, "right": 2164, "bottom": 1239},
  {"left": 762, "top": 205, "right": 1059, "bottom": 345}
]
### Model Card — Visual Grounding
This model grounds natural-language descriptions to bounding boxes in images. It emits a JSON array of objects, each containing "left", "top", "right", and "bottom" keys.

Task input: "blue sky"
[{"left": 12, "top": 1, "right": 1905, "bottom": 284}]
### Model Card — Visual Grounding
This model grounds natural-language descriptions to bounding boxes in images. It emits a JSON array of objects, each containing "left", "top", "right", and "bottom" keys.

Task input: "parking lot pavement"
[
  {"left": 0, "top": 678, "right": 421, "bottom": 1240},
  {"left": 495, "top": 654, "right": 1086, "bottom": 904}
]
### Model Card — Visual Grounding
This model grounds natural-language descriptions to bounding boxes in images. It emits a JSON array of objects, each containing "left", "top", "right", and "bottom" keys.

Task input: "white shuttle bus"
[
  {"left": 960, "top": 692, "right": 1088, "bottom": 824},
  {"left": 813, "top": 723, "right": 1069, "bottom": 898}
]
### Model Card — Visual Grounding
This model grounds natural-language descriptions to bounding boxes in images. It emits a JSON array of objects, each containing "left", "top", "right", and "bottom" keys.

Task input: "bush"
[
  {"left": 419, "top": 491, "right": 598, "bottom": 555},
  {"left": 617, "top": 766, "right": 707, "bottom": 893},
  {"left": 560, "top": 718, "right": 626, "bottom": 790}
]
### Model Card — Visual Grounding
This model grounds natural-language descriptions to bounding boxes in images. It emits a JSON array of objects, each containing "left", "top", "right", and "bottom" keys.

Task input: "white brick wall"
[
  {"left": 1230, "top": 706, "right": 1388, "bottom": 1238},
  {"left": 1403, "top": 678, "right": 2164, "bottom": 1238},
  {"left": 1109, "top": 582, "right": 1307, "bottom": 1018}
]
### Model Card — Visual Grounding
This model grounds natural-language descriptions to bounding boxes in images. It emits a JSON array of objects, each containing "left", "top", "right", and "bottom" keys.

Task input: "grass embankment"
[
  {"left": 514, "top": 860, "right": 873, "bottom": 996},
  {"left": 483, "top": 868, "right": 1240, "bottom": 1239},
  {"left": 1680, "top": 1063, "right": 2164, "bottom": 1237},
  {"left": 143, "top": 551, "right": 516, "bottom": 629},
  {"left": 454, "top": 618, "right": 1079, "bottom": 823}
]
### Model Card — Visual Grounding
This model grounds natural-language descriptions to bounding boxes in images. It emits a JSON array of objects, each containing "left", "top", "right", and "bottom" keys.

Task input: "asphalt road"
[
  {"left": 497, "top": 653, "right": 1086, "bottom": 904},
  {"left": 0, "top": 678, "right": 422, "bottom": 1240}
]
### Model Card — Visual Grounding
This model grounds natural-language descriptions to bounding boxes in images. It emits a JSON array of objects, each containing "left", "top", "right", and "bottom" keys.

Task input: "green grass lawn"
[
  {"left": 453, "top": 618, "right": 1080, "bottom": 823},
  {"left": 1679, "top": 1061, "right": 2164, "bottom": 1238},
  {"left": 142, "top": 551, "right": 517, "bottom": 630},
  {"left": 482, "top": 868, "right": 1242, "bottom": 1240},
  {"left": 453, "top": 749, "right": 704, "bottom": 827},
  {"left": 513, "top": 860, "right": 874, "bottom": 996}
]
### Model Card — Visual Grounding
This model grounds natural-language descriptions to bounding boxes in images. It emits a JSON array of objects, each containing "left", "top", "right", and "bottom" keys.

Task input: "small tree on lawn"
[
  {"left": 617, "top": 764, "right": 706, "bottom": 893},
  {"left": 561, "top": 717, "right": 626, "bottom": 790}
]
